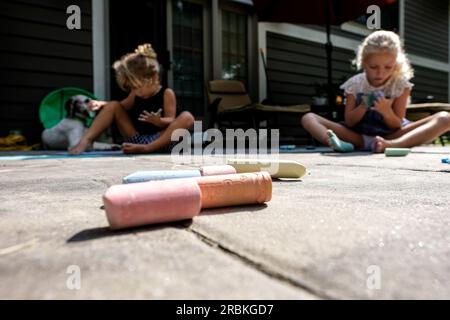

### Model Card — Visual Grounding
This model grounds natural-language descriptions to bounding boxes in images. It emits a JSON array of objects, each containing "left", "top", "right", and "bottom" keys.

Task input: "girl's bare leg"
[
  {"left": 123, "top": 111, "right": 195, "bottom": 154},
  {"left": 69, "top": 101, "right": 137, "bottom": 155},
  {"left": 301, "top": 112, "right": 364, "bottom": 148},
  {"left": 373, "top": 111, "right": 450, "bottom": 152}
]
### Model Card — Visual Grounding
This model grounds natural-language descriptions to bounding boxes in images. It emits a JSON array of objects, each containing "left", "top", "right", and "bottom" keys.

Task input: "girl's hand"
[
  {"left": 88, "top": 100, "right": 106, "bottom": 112},
  {"left": 138, "top": 110, "right": 161, "bottom": 125},
  {"left": 373, "top": 96, "right": 394, "bottom": 116}
]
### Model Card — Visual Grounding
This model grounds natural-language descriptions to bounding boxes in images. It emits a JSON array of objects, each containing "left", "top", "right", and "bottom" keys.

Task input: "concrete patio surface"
[{"left": 1, "top": 146, "right": 450, "bottom": 299}]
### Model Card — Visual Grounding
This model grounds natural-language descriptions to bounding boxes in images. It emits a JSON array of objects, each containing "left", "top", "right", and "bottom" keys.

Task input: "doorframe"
[
  {"left": 220, "top": 0, "right": 258, "bottom": 101},
  {"left": 92, "top": 0, "right": 110, "bottom": 100}
]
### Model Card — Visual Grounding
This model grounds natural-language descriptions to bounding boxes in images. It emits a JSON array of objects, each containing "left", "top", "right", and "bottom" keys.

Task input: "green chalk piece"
[{"left": 384, "top": 148, "right": 411, "bottom": 157}]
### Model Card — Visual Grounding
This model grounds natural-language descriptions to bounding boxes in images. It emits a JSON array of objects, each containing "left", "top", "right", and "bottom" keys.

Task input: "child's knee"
[
  {"left": 100, "top": 101, "right": 120, "bottom": 114},
  {"left": 178, "top": 111, "right": 195, "bottom": 128},
  {"left": 435, "top": 111, "right": 450, "bottom": 128},
  {"left": 301, "top": 112, "right": 316, "bottom": 127}
]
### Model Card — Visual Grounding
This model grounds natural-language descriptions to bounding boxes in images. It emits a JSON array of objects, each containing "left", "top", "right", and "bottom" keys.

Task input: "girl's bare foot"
[
  {"left": 372, "top": 136, "right": 393, "bottom": 153},
  {"left": 69, "top": 138, "right": 92, "bottom": 155},
  {"left": 122, "top": 143, "right": 149, "bottom": 154}
]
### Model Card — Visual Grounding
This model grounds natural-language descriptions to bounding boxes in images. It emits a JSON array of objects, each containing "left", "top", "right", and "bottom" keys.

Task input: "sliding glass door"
[{"left": 172, "top": 0, "right": 207, "bottom": 117}]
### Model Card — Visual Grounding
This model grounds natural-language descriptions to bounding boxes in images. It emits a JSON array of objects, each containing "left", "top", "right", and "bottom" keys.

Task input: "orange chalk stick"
[{"left": 196, "top": 172, "right": 272, "bottom": 209}]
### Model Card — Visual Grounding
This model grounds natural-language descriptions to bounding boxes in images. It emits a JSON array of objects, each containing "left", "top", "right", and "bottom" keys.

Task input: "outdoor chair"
[
  {"left": 206, "top": 80, "right": 257, "bottom": 131},
  {"left": 206, "top": 80, "right": 311, "bottom": 140}
]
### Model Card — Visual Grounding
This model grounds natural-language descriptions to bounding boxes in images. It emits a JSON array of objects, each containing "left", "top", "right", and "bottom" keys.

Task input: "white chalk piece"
[{"left": 227, "top": 158, "right": 306, "bottom": 179}]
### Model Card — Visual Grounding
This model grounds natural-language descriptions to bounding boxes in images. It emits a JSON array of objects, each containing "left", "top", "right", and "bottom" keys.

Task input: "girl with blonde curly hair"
[
  {"left": 70, "top": 44, "right": 194, "bottom": 154},
  {"left": 302, "top": 30, "right": 450, "bottom": 153}
]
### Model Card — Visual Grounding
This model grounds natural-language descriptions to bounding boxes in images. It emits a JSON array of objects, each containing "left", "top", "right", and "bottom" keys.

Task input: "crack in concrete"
[{"left": 187, "top": 227, "right": 330, "bottom": 300}]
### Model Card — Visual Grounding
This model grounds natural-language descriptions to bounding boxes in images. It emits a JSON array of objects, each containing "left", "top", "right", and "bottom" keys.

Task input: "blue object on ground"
[
  {"left": 280, "top": 145, "right": 296, "bottom": 150},
  {"left": 123, "top": 170, "right": 202, "bottom": 184},
  {"left": 0, "top": 151, "right": 124, "bottom": 161},
  {"left": 442, "top": 157, "right": 450, "bottom": 164}
]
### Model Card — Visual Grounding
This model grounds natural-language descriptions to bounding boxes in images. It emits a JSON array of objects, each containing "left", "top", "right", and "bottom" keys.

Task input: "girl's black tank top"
[{"left": 127, "top": 87, "right": 166, "bottom": 135}]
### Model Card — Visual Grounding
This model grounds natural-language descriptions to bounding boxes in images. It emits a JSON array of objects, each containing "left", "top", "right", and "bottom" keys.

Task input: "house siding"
[
  {"left": 307, "top": 25, "right": 365, "bottom": 42},
  {"left": 411, "top": 65, "right": 448, "bottom": 102},
  {"left": 404, "top": 0, "right": 449, "bottom": 102},
  {"left": 404, "top": 0, "right": 448, "bottom": 63},
  {"left": 0, "top": 0, "right": 93, "bottom": 144},
  {"left": 266, "top": 32, "right": 356, "bottom": 105}
]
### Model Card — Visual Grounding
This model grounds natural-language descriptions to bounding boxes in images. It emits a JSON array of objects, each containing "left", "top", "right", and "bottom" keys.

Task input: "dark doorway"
[{"left": 109, "top": 0, "right": 169, "bottom": 101}]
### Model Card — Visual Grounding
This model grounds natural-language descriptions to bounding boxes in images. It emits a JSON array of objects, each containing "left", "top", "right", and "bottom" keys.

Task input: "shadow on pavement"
[
  {"left": 199, "top": 204, "right": 268, "bottom": 217},
  {"left": 68, "top": 204, "right": 269, "bottom": 242},
  {"left": 67, "top": 220, "right": 193, "bottom": 243},
  {"left": 272, "top": 178, "right": 305, "bottom": 183},
  {"left": 321, "top": 152, "right": 373, "bottom": 157}
]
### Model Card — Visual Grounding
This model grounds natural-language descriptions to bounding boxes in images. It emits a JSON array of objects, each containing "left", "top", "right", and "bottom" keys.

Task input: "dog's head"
[{"left": 65, "top": 95, "right": 93, "bottom": 121}]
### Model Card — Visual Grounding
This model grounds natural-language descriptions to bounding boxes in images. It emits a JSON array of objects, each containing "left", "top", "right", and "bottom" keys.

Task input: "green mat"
[{"left": 39, "top": 87, "right": 97, "bottom": 129}]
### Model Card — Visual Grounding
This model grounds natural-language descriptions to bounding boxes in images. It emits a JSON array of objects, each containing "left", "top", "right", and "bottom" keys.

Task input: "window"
[
  {"left": 169, "top": 1, "right": 254, "bottom": 117},
  {"left": 172, "top": 0, "right": 205, "bottom": 116},
  {"left": 221, "top": 10, "right": 248, "bottom": 87}
]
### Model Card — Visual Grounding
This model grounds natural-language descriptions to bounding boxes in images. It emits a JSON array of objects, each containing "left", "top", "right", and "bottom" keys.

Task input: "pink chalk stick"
[
  {"left": 103, "top": 179, "right": 202, "bottom": 230},
  {"left": 196, "top": 172, "right": 272, "bottom": 209},
  {"left": 200, "top": 165, "right": 236, "bottom": 176}
]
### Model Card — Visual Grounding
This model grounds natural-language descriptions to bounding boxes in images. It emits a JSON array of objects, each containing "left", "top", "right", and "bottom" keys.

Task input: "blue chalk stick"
[{"left": 123, "top": 170, "right": 201, "bottom": 184}]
